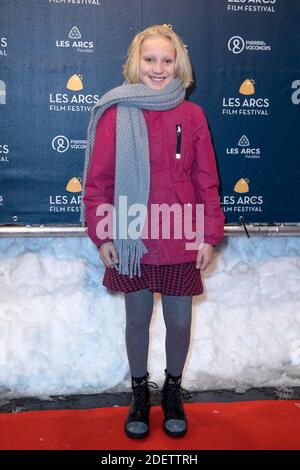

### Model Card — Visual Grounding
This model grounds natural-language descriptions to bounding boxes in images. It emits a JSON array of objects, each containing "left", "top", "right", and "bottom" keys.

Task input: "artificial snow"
[{"left": 0, "top": 235, "right": 299, "bottom": 399}]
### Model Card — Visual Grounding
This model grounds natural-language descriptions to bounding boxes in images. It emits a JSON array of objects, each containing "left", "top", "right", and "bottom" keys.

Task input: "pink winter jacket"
[{"left": 83, "top": 100, "right": 225, "bottom": 265}]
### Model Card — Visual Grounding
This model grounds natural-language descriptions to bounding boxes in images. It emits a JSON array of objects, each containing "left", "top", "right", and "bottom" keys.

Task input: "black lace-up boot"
[
  {"left": 124, "top": 373, "right": 158, "bottom": 439},
  {"left": 161, "top": 369, "right": 191, "bottom": 438}
]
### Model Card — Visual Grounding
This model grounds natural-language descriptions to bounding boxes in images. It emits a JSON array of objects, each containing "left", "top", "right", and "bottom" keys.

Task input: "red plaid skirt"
[{"left": 103, "top": 262, "right": 203, "bottom": 296}]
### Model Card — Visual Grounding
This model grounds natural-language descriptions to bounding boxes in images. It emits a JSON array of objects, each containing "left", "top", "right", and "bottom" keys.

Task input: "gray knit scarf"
[{"left": 80, "top": 78, "right": 185, "bottom": 278}]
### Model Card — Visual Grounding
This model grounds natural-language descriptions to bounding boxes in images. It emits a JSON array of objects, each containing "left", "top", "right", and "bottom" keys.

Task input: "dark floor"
[{"left": 1, "top": 387, "right": 300, "bottom": 414}]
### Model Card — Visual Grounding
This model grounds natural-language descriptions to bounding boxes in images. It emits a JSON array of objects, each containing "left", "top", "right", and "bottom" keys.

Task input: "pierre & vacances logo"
[
  {"left": 52, "top": 135, "right": 86, "bottom": 153},
  {"left": 49, "top": 74, "right": 100, "bottom": 112},
  {"left": 228, "top": 36, "right": 271, "bottom": 54}
]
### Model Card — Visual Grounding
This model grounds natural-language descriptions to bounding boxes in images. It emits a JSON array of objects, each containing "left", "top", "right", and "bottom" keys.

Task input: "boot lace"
[
  {"left": 133, "top": 379, "right": 158, "bottom": 411},
  {"left": 165, "top": 380, "right": 192, "bottom": 411}
]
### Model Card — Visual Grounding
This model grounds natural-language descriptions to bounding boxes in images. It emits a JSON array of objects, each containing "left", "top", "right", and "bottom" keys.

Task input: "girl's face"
[{"left": 139, "top": 37, "right": 176, "bottom": 90}]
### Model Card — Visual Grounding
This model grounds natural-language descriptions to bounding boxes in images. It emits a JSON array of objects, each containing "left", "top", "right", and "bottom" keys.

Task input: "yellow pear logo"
[
  {"left": 66, "top": 177, "right": 82, "bottom": 193},
  {"left": 67, "top": 74, "right": 83, "bottom": 91},
  {"left": 239, "top": 79, "right": 255, "bottom": 95},
  {"left": 234, "top": 178, "right": 249, "bottom": 193}
]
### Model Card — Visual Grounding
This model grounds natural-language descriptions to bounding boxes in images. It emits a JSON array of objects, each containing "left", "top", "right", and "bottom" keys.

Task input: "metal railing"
[{"left": 0, "top": 223, "right": 300, "bottom": 238}]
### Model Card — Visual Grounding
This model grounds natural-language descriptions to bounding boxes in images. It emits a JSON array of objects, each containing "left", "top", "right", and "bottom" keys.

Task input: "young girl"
[{"left": 81, "top": 24, "right": 224, "bottom": 439}]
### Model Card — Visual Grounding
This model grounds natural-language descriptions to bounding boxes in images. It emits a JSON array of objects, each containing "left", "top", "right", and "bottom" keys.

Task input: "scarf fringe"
[{"left": 115, "top": 238, "right": 148, "bottom": 278}]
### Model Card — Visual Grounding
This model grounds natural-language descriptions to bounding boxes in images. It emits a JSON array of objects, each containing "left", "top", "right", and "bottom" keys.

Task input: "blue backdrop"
[{"left": 0, "top": 0, "right": 299, "bottom": 225}]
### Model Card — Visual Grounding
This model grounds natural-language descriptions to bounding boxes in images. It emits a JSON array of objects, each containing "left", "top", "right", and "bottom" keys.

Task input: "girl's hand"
[
  {"left": 99, "top": 242, "right": 119, "bottom": 269},
  {"left": 196, "top": 243, "right": 214, "bottom": 270}
]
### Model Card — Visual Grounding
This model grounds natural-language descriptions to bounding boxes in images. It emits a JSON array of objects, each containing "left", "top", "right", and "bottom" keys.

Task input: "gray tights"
[{"left": 124, "top": 288, "right": 193, "bottom": 378}]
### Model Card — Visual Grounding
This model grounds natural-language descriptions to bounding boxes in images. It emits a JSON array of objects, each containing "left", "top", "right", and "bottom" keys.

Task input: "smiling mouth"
[{"left": 149, "top": 76, "right": 166, "bottom": 82}]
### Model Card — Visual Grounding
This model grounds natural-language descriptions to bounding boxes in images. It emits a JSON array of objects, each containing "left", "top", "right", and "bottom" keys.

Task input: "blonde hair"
[{"left": 123, "top": 24, "right": 194, "bottom": 89}]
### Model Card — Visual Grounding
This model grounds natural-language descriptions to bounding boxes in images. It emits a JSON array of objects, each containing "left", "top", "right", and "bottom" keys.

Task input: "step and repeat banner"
[{"left": 0, "top": 0, "right": 299, "bottom": 226}]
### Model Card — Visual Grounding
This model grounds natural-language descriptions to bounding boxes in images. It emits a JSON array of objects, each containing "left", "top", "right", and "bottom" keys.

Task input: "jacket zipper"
[{"left": 176, "top": 124, "right": 182, "bottom": 159}]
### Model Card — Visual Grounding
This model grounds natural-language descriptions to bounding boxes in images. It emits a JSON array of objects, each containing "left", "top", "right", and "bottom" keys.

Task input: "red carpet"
[{"left": 0, "top": 400, "right": 300, "bottom": 450}]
